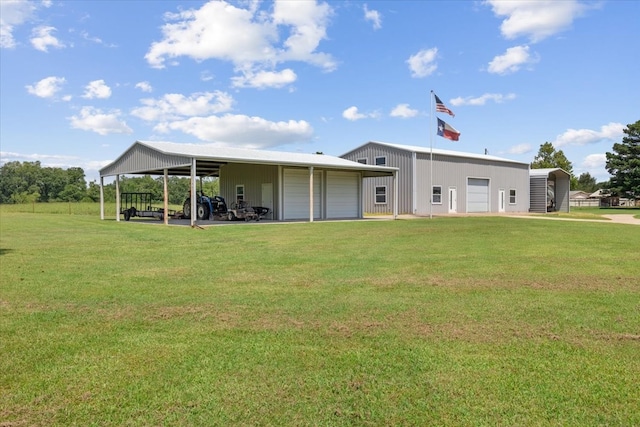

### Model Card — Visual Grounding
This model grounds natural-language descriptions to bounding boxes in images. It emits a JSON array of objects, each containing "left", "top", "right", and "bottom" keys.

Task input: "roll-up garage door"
[
  {"left": 283, "top": 169, "right": 321, "bottom": 220},
  {"left": 467, "top": 178, "right": 489, "bottom": 213},
  {"left": 326, "top": 171, "right": 359, "bottom": 218}
]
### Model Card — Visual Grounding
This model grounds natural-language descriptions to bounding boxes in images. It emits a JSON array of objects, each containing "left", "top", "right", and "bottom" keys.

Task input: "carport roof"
[
  {"left": 100, "top": 140, "right": 398, "bottom": 178},
  {"left": 530, "top": 168, "right": 571, "bottom": 178}
]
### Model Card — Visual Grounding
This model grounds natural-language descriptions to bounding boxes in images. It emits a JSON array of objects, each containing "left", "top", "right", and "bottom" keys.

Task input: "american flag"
[{"left": 434, "top": 93, "right": 455, "bottom": 117}]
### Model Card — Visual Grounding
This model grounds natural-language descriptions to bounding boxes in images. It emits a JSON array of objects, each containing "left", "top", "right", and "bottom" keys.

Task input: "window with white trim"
[
  {"left": 236, "top": 185, "right": 244, "bottom": 203},
  {"left": 432, "top": 185, "right": 442, "bottom": 204},
  {"left": 375, "top": 156, "right": 387, "bottom": 166},
  {"left": 357, "top": 158, "right": 367, "bottom": 164},
  {"left": 375, "top": 186, "right": 387, "bottom": 204},
  {"left": 509, "top": 189, "right": 517, "bottom": 204}
]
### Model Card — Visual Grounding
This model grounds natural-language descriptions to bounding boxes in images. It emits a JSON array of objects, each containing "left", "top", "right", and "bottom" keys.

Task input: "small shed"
[
  {"left": 99, "top": 141, "right": 398, "bottom": 226},
  {"left": 529, "top": 168, "right": 571, "bottom": 213}
]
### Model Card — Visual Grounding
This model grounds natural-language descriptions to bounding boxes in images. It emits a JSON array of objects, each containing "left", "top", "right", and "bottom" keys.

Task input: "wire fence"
[{"left": 0, "top": 202, "right": 119, "bottom": 217}]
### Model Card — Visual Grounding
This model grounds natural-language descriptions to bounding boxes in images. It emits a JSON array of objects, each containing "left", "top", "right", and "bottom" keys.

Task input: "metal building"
[
  {"left": 529, "top": 168, "right": 571, "bottom": 213},
  {"left": 99, "top": 141, "right": 398, "bottom": 226},
  {"left": 341, "top": 141, "right": 531, "bottom": 215}
]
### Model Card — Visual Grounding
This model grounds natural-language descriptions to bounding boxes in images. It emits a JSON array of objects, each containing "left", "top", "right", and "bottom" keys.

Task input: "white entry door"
[
  {"left": 448, "top": 187, "right": 457, "bottom": 213},
  {"left": 498, "top": 189, "right": 505, "bottom": 213},
  {"left": 261, "top": 183, "right": 273, "bottom": 218}
]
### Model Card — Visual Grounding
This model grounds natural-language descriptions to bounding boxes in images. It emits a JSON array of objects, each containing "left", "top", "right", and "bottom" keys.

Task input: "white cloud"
[
  {"left": 131, "top": 91, "right": 234, "bottom": 122},
  {"left": 407, "top": 48, "right": 438, "bottom": 78},
  {"left": 485, "top": 0, "right": 588, "bottom": 43},
  {"left": 364, "top": 4, "right": 382, "bottom": 30},
  {"left": 272, "top": 0, "right": 335, "bottom": 68},
  {"left": 25, "top": 76, "right": 66, "bottom": 98},
  {"left": 390, "top": 104, "right": 418, "bottom": 118},
  {"left": 0, "top": 0, "right": 36, "bottom": 48},
  {"left": 582, "top": 153, "right": 606, "bottom": 169},
  {"left": 487, "top": 45, "right": 538, "bottom": 75},
  {"left": 578, "top": 153, "right": 609, "bottom": 181},
  {"left": 160, "top": 114, "right": 313, "bottom": 148},
  {"left": 200, "top": 71, "right": 214, "bottom": 82},
  {"left": 507, "top": 143, "right": 532, "bottom": 155},
  {"left": 135, "top": 81, "right": 153, "bottom": 93},
  {"left": 145, "top": 0, "right": 335, "bottom": 88},
  {"left": 82, "top": 80, "right": 112, "bottom": 99},
  {"left": 231, "top": 68, "right": 297, "bottom": 89},
  {"left": 0, "top": 151, "right": 79, "bottom": 163},
  {"left": 342, "top": 106, "right": 379, "bottom": 121},
  {"left": 554, "top": 122, "right": 625, "bottom": 147},
  {"left": 451, "top": 93, "right": 516, "bottom": 106},
  {"left": 30, "top": 25, "right": 65, "bottom": 51},
  {"left": 68, "top": 106, "right": 133, "bottom": 136}
]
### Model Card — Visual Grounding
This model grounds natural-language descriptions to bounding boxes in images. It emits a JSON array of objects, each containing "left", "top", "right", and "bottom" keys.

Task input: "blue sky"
[{"left": 1, "top": 0, "right": 638, "bottom": 184}]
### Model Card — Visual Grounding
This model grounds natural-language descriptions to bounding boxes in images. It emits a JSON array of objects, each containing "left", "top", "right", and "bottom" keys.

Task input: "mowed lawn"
[{"left": 1, "top": 212, "right": 639, "bottom": 426}]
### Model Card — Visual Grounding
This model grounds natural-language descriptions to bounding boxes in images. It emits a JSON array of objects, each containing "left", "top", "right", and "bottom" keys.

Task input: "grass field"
[{"left": 1, "top": 209, "right": 639, "bottom": 426}]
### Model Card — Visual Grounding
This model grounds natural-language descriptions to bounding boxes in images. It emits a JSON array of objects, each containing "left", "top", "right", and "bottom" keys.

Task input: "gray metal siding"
[
  {"left": 101, "top": 144, "right": 190, "bottom": 176},
  {"left": 344, "top": 142, "right": 529, "bottom": 215},
  {"left": 530, "top": 176, "right": 547, "bottom": 213},
  {"left": 342, "top": 144, "right": 413, "bottom": 214},
  {"left": 417, "top": 152, "right": 530, "bottom": 215},
  {"left": 555, "top": 174, "right": 571, "bottom": 213},
  {"left": 220, "top": 163, "right": 279, "bottom": 217}
]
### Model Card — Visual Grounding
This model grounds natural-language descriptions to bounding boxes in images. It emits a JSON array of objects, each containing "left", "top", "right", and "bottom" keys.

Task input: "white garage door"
[
  {"left": 283, "top": 169, "right": 321, "bottom": 220},
  {"left": 467, "top": 178, "right": 489, "bottom": 213},
  {"left": 326, "top": 171, "right": 359, "bottom": 218}
]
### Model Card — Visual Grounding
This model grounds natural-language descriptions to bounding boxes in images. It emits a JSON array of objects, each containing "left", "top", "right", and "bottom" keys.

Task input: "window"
[
  {"left": 432, "top": 185, "right": 442, "bottom": 204},
  {"left": 375, "top": 156, "right": 387, "bottom": 166},
  {"left": 236, "top": 185, "right": 244, "bottom": 203},
  {"left": 357, "top": 158, "right": 367, "bottom": 164},
  {"left": 509, "top": 189, "right": 517, "bottom": 204},
  {"left": 375, "top": 186, "right": 387, "bottom": 204}
]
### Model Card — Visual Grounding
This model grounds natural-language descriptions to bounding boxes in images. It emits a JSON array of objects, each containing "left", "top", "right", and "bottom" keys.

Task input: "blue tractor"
[{"left": 182, "top": 192, "right": 227, "bottom": 220}]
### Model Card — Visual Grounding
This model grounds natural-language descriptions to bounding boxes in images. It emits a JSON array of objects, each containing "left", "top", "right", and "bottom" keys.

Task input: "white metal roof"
[
  {"left": 100, "top": 140, "right": 397, "bottom": 178},
  {"left": 343, "top": 140, "right": 530, "bottom": 166},
  {"left": 529, "top": 168, "right": 570, "bottom": 177}
]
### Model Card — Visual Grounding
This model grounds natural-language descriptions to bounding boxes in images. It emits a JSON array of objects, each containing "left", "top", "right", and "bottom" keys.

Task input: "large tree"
[
  {"left": 531, "top": 142, "right": 574, "bottom": 173},
  {"left": 606, "top": 120, "right": 640, "bottom": 199},
  {"left": 575, "top": 172, "right": 599, "bottom": 193},
  {"left": 531, "top": 142, "right": 576, "bottom": 188}
]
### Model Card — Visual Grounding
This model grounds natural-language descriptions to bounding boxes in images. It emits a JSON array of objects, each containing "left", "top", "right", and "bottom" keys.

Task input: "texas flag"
[{"left": 437, "top": 118, "right": 460, "bottom": 141}]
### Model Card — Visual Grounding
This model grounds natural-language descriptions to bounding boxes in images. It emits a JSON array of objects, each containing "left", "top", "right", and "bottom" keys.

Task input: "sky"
[{"left": 1, "top": 0, "right": 638, "bottom": 184}]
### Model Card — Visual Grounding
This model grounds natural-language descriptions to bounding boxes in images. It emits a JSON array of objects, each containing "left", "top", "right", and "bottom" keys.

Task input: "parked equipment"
[
  {"left": 226, "top": 200, "right": 270, "bottom": 221},
  {"left": 120, "top": 192, "right": 175, "bottom": 221},
  {"left": 182, "top": 193, "right": 228, "bottom": 220}
]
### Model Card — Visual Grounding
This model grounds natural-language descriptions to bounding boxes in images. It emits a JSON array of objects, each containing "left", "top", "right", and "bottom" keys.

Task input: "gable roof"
[
  {"left": 529, "top": 168, "right": 571, "bottom": 178},
  {"left": 342, "top": 140, "right": 530, "bottom": 166},
  {"left": 100, "top": 140, "right": 397, "bottom": 178}
]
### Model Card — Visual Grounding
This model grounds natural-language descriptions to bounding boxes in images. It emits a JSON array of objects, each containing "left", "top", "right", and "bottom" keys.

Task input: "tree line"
[
  {"left": 0, "top": 161, "right": 217, "bottom": 205},
  {"left": 1, "top": 120, "right": 638, "bottom": 204}
]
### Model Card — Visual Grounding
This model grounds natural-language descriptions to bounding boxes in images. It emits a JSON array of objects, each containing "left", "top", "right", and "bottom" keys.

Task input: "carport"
[
  {"left": 529, "top": 168, "right": 571, "bottom": 213},
  {"left": 99, "top": 141, "right": 398, "bottom": 226}
]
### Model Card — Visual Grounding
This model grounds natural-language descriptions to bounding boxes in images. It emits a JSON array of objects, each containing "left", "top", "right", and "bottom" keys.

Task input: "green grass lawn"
[
  {"left": 1, "top": 210, "right": 639, "bottom": 426},
  {"left": 555, "top": 206, "right": 640, "bottom": 221}
]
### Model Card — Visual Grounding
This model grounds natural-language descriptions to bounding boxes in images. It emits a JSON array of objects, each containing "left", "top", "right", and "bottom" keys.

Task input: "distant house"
[
  {"left": 570, "top": 191, "right": 590, "bottom": 199},
  {"left": 341, "top": 141, "right": 530, "bottom": 215}
]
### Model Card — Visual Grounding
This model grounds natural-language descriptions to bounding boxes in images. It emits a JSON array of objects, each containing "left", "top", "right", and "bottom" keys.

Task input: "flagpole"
[{"left": 429, "top": 90, "right": 434, "bottom": 219}]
